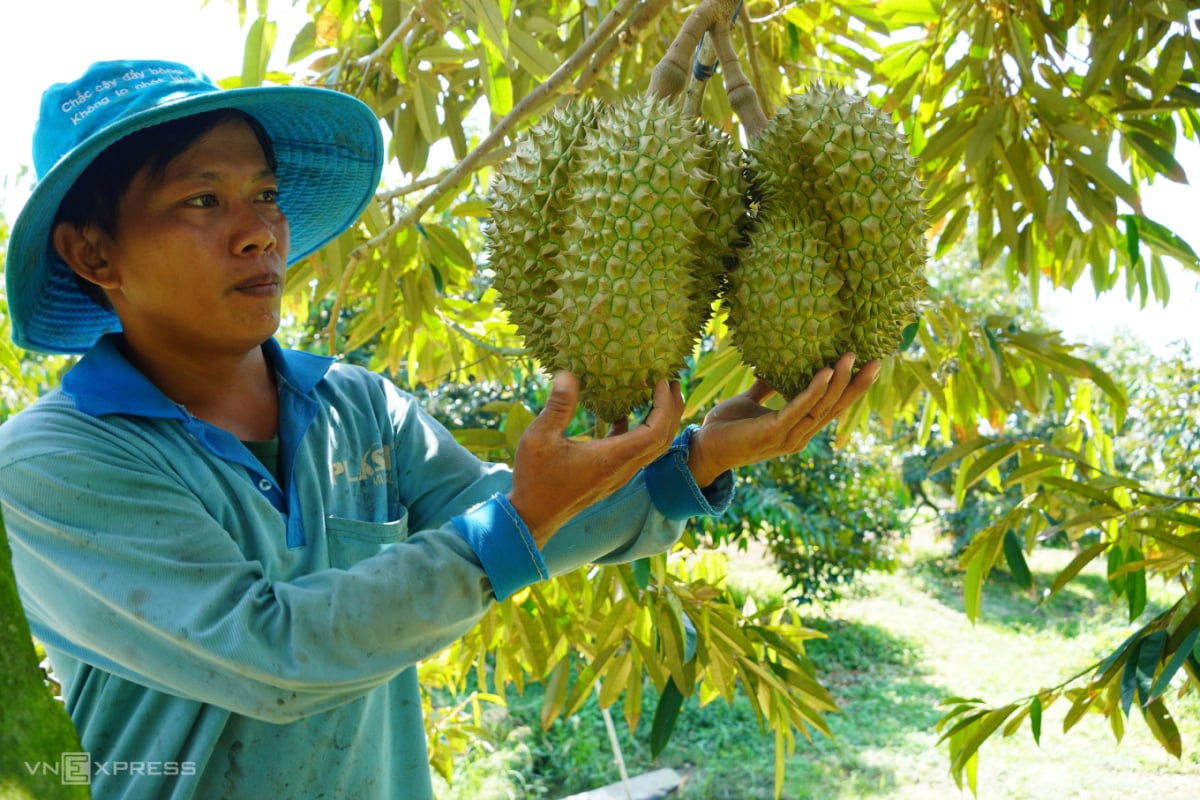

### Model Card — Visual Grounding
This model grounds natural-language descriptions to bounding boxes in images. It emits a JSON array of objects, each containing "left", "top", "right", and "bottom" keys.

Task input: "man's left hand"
[{"left": 686, "top": 352, "right": 881, "bottom": 488}]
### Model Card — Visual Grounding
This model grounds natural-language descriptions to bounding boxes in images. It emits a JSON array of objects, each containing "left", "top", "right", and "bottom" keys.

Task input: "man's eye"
[
  {"left": 259, "top": 188, "right": 280, "bottom": 203},
  {"left": 185, "top": 194, "right": 218, "bottom": 208}
]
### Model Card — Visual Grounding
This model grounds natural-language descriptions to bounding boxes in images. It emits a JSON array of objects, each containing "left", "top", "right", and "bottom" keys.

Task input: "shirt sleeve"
[
  {"left": 451, "top": 424, "right": 734, "bottom": 600},
  {"left": 0, "top": 389, "right": 730, "bottom": 724}
]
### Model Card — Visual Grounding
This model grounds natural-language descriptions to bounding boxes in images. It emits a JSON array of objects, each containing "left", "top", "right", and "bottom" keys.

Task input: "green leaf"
[
  {"left": 1149, "top": 627, "right": 1200, "bottom": 703},
  {"left": 649, "top": 677, "right": 685, "bottom": 758},
  {"left": 1140, "top": 527, "right": 1200, "bottom": 560},
  {"left": 422, "top": 223, "right": 475, "bottom": 270},
  {"left": 1120, "top": 633, "right": 1155, "bottom": 716},
  {"left": 631, "top": 557, "right": 651, "bottom": 591},
  {"left": 1123, "top": 215, "right": 1141, "bottom": 267},
  {"left": 413, "top": 72, "right": 441, "bottom": 143},
  {"left": 241, "top": 15, "right": 277, "bottom": 88},
  {"left": 1002, "top": 529, "right": 1033, "bottom": 589},
  {"left": 451, "top": 428, "right": 507, "bottom": 455},
  {"left": 541, "top": 656, "right": 570, "bottom": 730},
  {"left": 1063, "top": 690, "right": 1097, "bottom": 733},
  {"left": 1125, "top": 551, "right": 1147, "bottom": 621},
  {"left": 1107, "top": 544, "right": 1127, "bottom": 597},
  {"left": 1030, "top": 696, "right": 1042, "bottom": 746},
  {"left": 1150, "top": 254, "right": 1172, "bottom": 305},
  {"left": 1039, "top": 476, "right": 1122, "bottom": 510},
  {"left": 1065, "top": 145, "right": 1142, "bottom": 213},
  {"left": 1144, "top": 697, "right": 1183, "bottom": 758},
  {"left": 929, "top": 437, "right": 996, "bottom": 477},
  {"left": 449, "top": 200, "right": 492, "bottom": 218},
  {"left": 464, "top": 0, "right": 508, "bottom": 56},
  {"left": 286, "top": 21, "right": 317, "bottom": 65},
  {"left": 1152, "top": 35, "right": 1187, "bottom": 102},
  {"left": 1124, "top": 132, "right": 1188, "bottom": 183},
  {"left": 964, "top": 105, "right": 1003, "bottom": 168},
  {"left": 962, "top": 440, "right": 1029, "bottom": 492},
  {"left": 1081, "top": 13, "right": 1132, "bottom": 99},
  {"left": 684, "top": 343, "right": 756, "bottom": 418},
  {"left": 875, "top": 0, "right": 941, "bottom": 24},
  {"left": 503, "top": 401, "right": 535, "bottom": 453},
  {"left": 950, "top": 705, "right": 1017, "bottom": 775},
  {"left": 936, "top": 206, "right": 970, "bottom": 257},
  {"left": 1136, "top": 631, "right": 1168, "bottom": 708},
  {"left": 1129, "top": 214, "right": 1198, "bottom": 266},
  {"left": 1044, "top": 541, "right": 1109, "bottom": 603},
  {"left": 963, "top": 545, "right": 988, "bottom": 623},
  {"left": 508, "top": 25, "right": 559, "bottom": 80}
]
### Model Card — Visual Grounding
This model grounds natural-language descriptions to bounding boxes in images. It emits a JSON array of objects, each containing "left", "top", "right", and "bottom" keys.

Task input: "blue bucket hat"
[{"left": 5, "top": 59, "right": 385, "bottom": 354}]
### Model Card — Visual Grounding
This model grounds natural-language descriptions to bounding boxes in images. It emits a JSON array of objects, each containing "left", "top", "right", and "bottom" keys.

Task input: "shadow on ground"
[
  {"left": 904, "top": 551, "right": 1168, "bottom": 636},
  {"left": 665, "top": 617, "right": 945, "bottom": 800}
]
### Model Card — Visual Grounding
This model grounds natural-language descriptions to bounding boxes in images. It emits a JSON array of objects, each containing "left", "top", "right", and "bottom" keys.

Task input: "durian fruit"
[
  {"left": 727, "top": 213, "right": 846, "bottom": 395},
  {"left": 485, "top": 94, "right": 747, "bottom": 421},
  {"left": 486, "top": 100, "right": 602, "bottom": 354},
  {"left": 726, "top": 85, "right": 928, "bottom": 397}
]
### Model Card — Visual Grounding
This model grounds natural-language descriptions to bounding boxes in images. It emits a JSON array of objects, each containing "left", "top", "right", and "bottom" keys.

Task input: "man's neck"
[{"left": 118, "top": 335, "right": 280, "bottom": 441}]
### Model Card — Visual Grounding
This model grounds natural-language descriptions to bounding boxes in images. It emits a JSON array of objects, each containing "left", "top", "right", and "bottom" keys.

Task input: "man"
[{"left": 0, "top": 60, "right": 878, "bottom": 799}]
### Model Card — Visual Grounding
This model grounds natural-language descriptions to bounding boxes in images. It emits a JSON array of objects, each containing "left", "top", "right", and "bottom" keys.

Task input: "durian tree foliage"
[
  {"left": 238, "top": 0, "right": 1196, "bottom": 788},
  {"left": 1, "top": 0, "right": 1198, "bottom": 794}
]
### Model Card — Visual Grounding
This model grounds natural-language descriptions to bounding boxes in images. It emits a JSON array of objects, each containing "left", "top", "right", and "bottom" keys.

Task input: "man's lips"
[{"left": 232, "top": 272, "right": 282, "bottom": 295}]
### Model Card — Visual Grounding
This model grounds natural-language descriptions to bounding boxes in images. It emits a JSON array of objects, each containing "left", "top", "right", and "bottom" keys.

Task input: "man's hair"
[{"left": 54, "top": 110, "right": 277, "bottom": 310}]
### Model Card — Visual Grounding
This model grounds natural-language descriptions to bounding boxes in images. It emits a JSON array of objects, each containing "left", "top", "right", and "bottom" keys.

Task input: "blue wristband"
[{"left": 643, "top": 425, "right": 734, "bottom": 520}]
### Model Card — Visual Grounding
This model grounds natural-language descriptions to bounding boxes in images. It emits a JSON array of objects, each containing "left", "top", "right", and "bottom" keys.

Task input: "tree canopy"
[{"left": 2, "top": 0, "right": 1198, "bottom": 796}]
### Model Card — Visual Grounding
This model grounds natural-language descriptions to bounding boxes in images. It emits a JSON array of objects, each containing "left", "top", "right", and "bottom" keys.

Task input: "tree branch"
[
  {"left": 376, "top": 147, "right": 512, "bottom": 203},
  {"left": 739, "top": 3, "right": 772, "bottom": 114},
  {"left": 575, "top": 0, "right": 673, "bottom": 95},
  {"left": 344, "top": 0, "right": 643, "bottom": 268}
]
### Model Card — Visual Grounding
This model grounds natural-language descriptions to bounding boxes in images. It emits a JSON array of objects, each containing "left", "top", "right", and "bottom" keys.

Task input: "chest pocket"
[{"left": 325, "top": 510, "right": 409, "bottom": 569}]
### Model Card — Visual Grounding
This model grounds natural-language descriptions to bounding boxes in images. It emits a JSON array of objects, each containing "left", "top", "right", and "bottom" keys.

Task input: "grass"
[{"left": 433, "top": 530, "right": 1200, "bottom": 799}]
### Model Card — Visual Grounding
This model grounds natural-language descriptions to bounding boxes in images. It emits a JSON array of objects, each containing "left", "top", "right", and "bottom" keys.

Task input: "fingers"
[
  {"left": 776, "top": 353, "right": 880, "bottom": 442},
  {"left": 776, "top": 364, "right": 836, "bottom": 429},
  {"left": 616, "top": 380, "right": 682, "bottom": 454},
  {"left": 808, "top": 352, "right": 857, "bottom": 420},
  {"left": 538, "top": 371, "right": 580, "bottom": 434},
  {"left": 744, "top": 378, "right": 777, "bottom": 405}
]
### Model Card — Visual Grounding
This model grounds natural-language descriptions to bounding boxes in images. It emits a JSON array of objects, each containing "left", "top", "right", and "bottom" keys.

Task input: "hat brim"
[{"left": 6, "top": 85, "right": 384, "bottom": 354}]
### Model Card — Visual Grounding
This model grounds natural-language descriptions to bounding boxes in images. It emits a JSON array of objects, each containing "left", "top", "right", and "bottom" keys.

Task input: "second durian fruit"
[{"left": 727, "top": 86, "right": 928, "bottom": 397}]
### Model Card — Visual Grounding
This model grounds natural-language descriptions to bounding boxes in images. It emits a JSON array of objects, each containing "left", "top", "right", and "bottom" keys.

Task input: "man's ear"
[{"left": 52, "top": 221, "right": 118, "bottom": 290}]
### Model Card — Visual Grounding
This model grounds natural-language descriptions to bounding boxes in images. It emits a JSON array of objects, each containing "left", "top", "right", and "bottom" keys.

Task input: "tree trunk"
[{"left": 0, "top": 511, "right": 90, "bottom": 799}]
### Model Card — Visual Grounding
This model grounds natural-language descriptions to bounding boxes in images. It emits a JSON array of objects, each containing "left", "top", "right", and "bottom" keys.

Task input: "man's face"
[{"left": 99, "top": 117, "right": 290, "bottom": 357}]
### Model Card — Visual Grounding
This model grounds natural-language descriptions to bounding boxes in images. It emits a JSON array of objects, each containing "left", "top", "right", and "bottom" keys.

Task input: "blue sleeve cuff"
[
  {"left": 451, "top": 493, "right": 548, "bottom": 601},
  {"left": 643, "top": 424, "right": 734, "bottom": 520}
]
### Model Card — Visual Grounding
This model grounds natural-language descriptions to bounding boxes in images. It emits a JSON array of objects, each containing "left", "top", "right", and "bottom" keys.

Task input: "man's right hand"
[{"left": 507, "top": 372, "right": 683, "bottom": 546}]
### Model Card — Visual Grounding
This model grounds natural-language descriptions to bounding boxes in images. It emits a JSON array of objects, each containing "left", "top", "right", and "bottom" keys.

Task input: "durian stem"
[
  {"left": 648, "top": 0, "right": 743, "bottom": 101},
  {"left": 709, "top": 25, "right": 769, "bottom": 137},
  {"left": 649, "top": 11, "right": 709, "bottom": 100},
  {"left": 682, "top": 33, "right": 718, "bottom": 118}
]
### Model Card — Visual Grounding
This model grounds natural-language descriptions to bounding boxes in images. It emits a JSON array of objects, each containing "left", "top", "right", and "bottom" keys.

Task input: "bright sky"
[{"left": 2, "top": 0, "right": 1197, "bottom": 355}]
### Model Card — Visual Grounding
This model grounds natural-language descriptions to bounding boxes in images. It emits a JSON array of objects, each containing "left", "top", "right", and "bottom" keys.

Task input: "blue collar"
[{"left": 62, "top": 333, "right": 335, "bottom": 419}]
